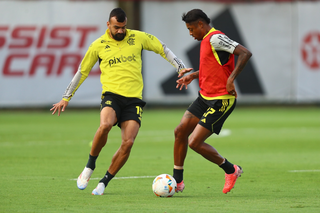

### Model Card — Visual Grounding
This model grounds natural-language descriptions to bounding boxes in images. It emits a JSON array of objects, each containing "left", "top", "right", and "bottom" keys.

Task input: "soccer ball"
[{"left": 152, "top": 174, "right": 177, "bottom": 197}]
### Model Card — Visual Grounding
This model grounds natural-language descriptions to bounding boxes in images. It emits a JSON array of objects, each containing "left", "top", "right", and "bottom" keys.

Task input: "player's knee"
[
  {"left": 121, "top": 138, "right": 134, "bottom": 153},
  {"left": 174, "top": 124, "right": 186, "bottom": 139},
  {"left": 174, "top": 126, "right": 180, "bottom": 138},
  {"left": 99, "top": 123, "right": 113, "bottom": 134},
  {"left": 188, "top": 138, "right": 200, "bottom": 152}
]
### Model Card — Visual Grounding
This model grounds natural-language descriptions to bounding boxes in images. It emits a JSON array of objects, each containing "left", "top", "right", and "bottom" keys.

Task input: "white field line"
[
  {"left": 70, "top": 175, "right": 155, "bottom": 181},
  {"left": 288, "top": 170, "right": 320, "bottom": 173}
]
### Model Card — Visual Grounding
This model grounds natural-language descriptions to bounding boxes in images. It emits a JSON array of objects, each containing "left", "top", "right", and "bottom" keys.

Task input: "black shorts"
[
  {"left": 187, "top": 95, "right": 236, "bottom": 134},
  {"left": 100, "top": 92, "right": 146, "bottom": 128}
]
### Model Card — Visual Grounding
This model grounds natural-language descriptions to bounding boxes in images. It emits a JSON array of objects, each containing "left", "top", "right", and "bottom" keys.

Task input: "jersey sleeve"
[
  {"left": 141, "top": 32, "right": 186, "bottom": 73},
  {"left": 210, "top": 34, "right": 239, "bottom": 53},
  {"left": 62, "top": 43, "right": 99, "bottom": 101}
]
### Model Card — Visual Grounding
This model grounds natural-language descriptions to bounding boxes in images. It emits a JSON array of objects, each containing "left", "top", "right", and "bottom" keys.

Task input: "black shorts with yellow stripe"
[
  {"left": 187, "top": 95, "right": 236, "bottom": 134},
  {"left": 100, "top": 92, "right": 146, "bottom": 128}
]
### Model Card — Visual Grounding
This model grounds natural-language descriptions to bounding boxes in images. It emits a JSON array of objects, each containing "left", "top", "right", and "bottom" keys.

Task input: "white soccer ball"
[{"left": 152, "top": 174, "right": 177, "bottom": 197}]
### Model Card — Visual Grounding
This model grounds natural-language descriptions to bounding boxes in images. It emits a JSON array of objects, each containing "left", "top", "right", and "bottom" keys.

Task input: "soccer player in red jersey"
[{"left": 173, "top": 9, "right": 252, "bottom": 194}]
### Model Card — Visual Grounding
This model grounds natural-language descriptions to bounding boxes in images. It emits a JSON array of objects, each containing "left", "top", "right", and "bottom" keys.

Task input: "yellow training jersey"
[{"left": 62, "top": 29, "right": 185, "bottom": 101}]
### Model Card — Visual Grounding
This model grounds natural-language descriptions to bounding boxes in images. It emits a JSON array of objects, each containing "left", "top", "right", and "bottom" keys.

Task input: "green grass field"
[{"left": 0, "top": 106, "right": 320, "bottom": 212}]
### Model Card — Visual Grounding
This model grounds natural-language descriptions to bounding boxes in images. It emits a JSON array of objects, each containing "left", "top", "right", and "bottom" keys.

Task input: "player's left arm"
[
  {"left": 210, "top": 34, "right": 252, "bottom": 97},
  {"left": 142, "top": 33, "right": 192, "bottom": 74},
  {"left": 160, "top": 41, "right": 193, "bottom": 75},
  {"left": 227, "top": 44, "right": 252, "bottom": 97}
]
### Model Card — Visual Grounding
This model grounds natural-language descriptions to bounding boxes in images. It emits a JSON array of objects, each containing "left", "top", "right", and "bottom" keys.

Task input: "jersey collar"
[{"left": 203, "top": 27, "right": 217, "bottom": 40}]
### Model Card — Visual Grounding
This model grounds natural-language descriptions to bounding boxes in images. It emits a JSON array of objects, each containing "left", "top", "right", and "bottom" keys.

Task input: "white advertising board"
[
  {"left": 141, "top": 2, "right": 294, "bottom": 104},
  {"left": 0, "top": 1, "right": 117, "bottom": 107},
  {"left": 297, "top": 1, "right": 320, "bottom": 102},
  {"left": 1, "top": 1, "right": 320, "bottom": 107},
  {"left": 141, "top": 1, "right": 320, "bottom": 104}
]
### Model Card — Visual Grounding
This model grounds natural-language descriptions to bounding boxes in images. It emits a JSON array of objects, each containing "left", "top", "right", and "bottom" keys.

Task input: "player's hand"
[
  {"left": 226, "top": 79, "right": 237, "bottom": 98},
  {"left": 50, "top": 99, "right": 69, "bottom": 116},
  {"left": 176, "top": 74, "right": 194, "bottom": 90},
  {"left": 178, "top": 68, "right": 193, "bottom": 78}
]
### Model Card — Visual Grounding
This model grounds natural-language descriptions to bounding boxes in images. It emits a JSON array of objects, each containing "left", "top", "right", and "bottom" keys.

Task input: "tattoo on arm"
[
  {"left": 191, "top": 71, "right": 199, "bottom": 79},
  {"left": 230, "top": 72, "right": 237, "bottom": 79},
  {"left": 184, "top": 111, "right": 196, "bottom": 118}
]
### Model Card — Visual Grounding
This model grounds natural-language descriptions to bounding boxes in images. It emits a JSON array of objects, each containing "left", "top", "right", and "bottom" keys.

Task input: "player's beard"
[{"left": 112, "top": 31, "right": 126, "bottom": 41}]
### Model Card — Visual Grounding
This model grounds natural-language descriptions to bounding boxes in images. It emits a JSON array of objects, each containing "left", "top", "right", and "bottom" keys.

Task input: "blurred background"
[{"left": 0, "top": 0, "right": 320, "bottom": 108}]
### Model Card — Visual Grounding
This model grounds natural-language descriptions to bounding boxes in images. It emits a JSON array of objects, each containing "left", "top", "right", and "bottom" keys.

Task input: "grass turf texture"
[{"left": 0, "top": 107, "right": 319, "bottom": 212}]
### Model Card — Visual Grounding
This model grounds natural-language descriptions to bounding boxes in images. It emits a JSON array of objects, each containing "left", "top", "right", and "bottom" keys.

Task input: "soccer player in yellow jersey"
[{"left": 51, "top": 8, "right": 192, "bottom": 195}]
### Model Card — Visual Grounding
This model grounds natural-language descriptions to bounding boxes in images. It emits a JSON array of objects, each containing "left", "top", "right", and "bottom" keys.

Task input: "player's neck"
[{"left": 204, "top": 25, "right": 213, "bottom": 35}]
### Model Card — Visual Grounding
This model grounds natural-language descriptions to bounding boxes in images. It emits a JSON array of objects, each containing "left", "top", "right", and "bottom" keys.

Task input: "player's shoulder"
[
  {"left": 87, "top": 35, "right": 106, "bottom": 49},
  {"left": 128, "top": 29, "right": 147, "bottom": 37},
  {"left": 210, "top": 33, "right": 227, "bottom": 41},
  {"left": 210, "top": 33, "right": 237, "bottom": 45},
  {"left": 128, "top": 29, "right": 156, "bottom": 40},
  {"left": 209, "top": 32, "right": 239, "bottom": 52}
]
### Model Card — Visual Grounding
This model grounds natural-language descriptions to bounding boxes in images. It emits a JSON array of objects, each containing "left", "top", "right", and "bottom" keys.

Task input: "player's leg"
[
  {"left": 193, "top": 98, "right": 243, "bottom": 194},
  {"left": 189, "top": 123, "right": 242, "bottom": 194},
  {"left": 173, "top": 110, "right": 199, "bottom": 191},
  {"left": 173, "top": 97, "right": 207, "bottom": 192},
  {"left": 174, "top": 110, "right": 200, "bottom": 167},
  {"left": 92, "top": 98, "right": 145, "bottom": 195},
  {"left": 77, "top": 106, "right": 117, "bottom": 190},
  {"left": 109, "top": 120, "right": 139, "bottom": 175},
  {"left": 92, "top": 120, "right": 139, "bottom": 195},
  {"left": 188, "top": 124, "right": 224, "bottom": 164},
  {"left": 90, "top": 107, "right": 117, "bottom": 156}
]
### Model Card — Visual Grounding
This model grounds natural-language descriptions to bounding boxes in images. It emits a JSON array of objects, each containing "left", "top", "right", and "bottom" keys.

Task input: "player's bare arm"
[
  {"left": 176, "top": 70, "right": 199, "bottom": 90},
  {"left": 50, "top": 99, "right": 69, "bottom": 116},
  {"left": 178, "top": 68, "right": 193, "bottom": 78},
  {"left": 226, "top": 44, "right": 252, "bottom": 97}
]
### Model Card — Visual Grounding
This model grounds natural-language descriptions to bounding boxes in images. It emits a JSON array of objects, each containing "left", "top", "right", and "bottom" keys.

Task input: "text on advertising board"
[{"left": 0, "top": 25, "right": 101, "bottom": 77}]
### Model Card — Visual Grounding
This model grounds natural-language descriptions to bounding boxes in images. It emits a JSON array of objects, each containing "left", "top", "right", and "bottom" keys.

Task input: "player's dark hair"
[
  {"left": 109, "top": 8, "right": 127, "bottom": 22},
  {"left": 182, "top": 9, "right": 210, "bottom": 24}
]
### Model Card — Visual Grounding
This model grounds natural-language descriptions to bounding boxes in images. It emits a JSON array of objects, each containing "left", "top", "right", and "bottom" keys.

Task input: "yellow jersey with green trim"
[{"left": 62, "top": 29, "right": 186, "bottom": 101}]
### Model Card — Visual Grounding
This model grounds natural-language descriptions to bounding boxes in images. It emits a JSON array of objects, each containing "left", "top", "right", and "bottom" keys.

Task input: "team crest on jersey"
[{"left": 127, "top": 34, "right": 135, "bottom": 45}]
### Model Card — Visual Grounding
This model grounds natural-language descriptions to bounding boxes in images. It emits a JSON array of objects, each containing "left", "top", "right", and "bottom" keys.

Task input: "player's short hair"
[
  {"left": 109, "top": 8, "right": 127, "bottom": 22},
  {"left": 182, "top": 9, "right": 210, "bottom": 24}
]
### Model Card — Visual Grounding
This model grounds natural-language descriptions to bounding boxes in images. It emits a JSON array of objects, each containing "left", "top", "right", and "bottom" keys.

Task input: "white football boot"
[
  {"left": 77, "top": 167, "right": 93, "bottom": 190},
  {"left": 92, "top": 182, "right": 106, "bottom": 195}
]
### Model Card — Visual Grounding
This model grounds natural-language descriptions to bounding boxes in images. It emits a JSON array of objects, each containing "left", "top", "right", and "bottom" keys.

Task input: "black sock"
[
  {"left": 219, "top": 159, "right": 235, "bottom": 174},
  {"left": 86, "top": 154, "right": 98, "bottom": 170},
  {"left": 173, "top": 168, "right": 184, "bottom": 183},
  {"left": 99, "top": 171, "right": 114, "bottom": 186}
]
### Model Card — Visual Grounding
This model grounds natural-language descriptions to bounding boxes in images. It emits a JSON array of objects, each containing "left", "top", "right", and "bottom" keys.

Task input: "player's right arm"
[
  {"left": 139, "top": 32, "right": 192, "bottom": 74},
  {"left": 176, "top": 70, "right": 199, "bottom": 90},
  {"left": 50, "top": 99, "right": 69, "bottom": 116},
  {"left": 51, "top": 41, "right": 99, "bottom": 116}
]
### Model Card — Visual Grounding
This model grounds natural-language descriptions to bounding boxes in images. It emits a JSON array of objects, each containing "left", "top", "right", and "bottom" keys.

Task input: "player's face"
[
  {"left": 186, "top": 21, "right": 204, "bottom": 41},
  {"left": 107, "top": 17, "right": 127, "bottom": 41}
]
